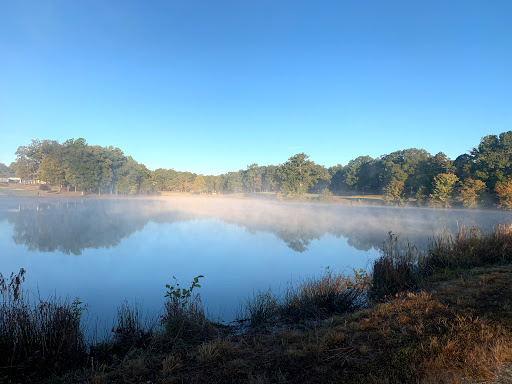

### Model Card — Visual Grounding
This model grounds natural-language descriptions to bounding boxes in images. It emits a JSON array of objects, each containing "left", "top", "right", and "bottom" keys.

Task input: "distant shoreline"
[
  {"left": 3, "top": 183, "right": 511, "bottom": 212},
  {"left": 0, "top": 182, "right": 386, "bottom": 205}
]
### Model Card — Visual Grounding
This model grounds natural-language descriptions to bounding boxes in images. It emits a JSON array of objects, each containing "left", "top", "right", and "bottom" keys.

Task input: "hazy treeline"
[
  {"left": 0, "top": 162, "right": 10, "bottom": 177},
  {"left": 327, "top": 131, "right": 512, "bottom": 209},
  {"left": 3, "top": 131, "right": 512, "bottom": 208},
  {"left": 5, "top": 138, "right": 153, "bottom": 195}
]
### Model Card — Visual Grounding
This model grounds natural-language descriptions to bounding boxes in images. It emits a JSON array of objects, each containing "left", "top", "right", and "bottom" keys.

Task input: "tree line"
[{"left": 2, "top": 132, "right": 512, "bottom": 208}]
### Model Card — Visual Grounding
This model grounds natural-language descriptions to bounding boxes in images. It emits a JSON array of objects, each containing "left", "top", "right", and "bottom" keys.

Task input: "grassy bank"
[
  {"left": 2, "top": 227, "right": 512, "bottom": 383},
  {"left": 1, "top": 183, "right": 387, "bottom": 205},
  {"left": 0, "top": 183, "right": 84, "bottom": 198}
]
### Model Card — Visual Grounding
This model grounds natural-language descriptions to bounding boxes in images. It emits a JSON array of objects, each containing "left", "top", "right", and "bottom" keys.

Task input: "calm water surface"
[{"left": 1, "top": 197, "right": 511, "bottom": 328}]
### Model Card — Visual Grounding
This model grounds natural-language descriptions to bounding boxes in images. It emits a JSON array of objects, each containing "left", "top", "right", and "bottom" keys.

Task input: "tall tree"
[
  {"left": 379, "top": 149, "right": 432, "bottom": 197},
  {"left": 453, "top": 154, "right": 474, "bottom": 181},
  {"left": 116, "top": 157, "right": 153, "bottom": 195},
  {"left": 37, "top": 150, "right": 67, "bottom": 191},
  {"left": 13, "top": 139, "right": 60, "bottom": 181},
  {"left": 383, "top": 178, "right": 405, "bottom": 205},
  {"left": 458, "top": 178, "right": 487, "bottom": 208},
  {"left": 429, "top": 173, "right": 459, "bottom": 208},
  {"left": 0, "top": 162, "right": 10, "bottom": 176},
  {"left": 90, "top": 146, "right": 114, "bottom": 195},
  {"left": 262, "top": 165, "right": 279, "bottom": 192},
  {"left": 276, "top": 153, "right": 326, "bottom": 197},
  {"left": 192, "top": 175, "right": 207, "bottom": 193},
  {"left": 63, "top": 139, "right": 100, "bottom": 193},
  {"left": 495, "top": 178, "right": 512, "bottom": 210},
  {"left": 243, "top": 164, "right": 260, "bottom": 193},
  {"left": 226, "top": 171, "right": 243, "bottom": 193},
  {"left": 471, "top": 132, "right": 512, "bottom": 192}
]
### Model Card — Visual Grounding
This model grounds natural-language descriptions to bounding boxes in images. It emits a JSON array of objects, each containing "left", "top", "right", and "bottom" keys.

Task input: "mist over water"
[{"left": 0, "top": 197, "right": 511, "bottom": 327}]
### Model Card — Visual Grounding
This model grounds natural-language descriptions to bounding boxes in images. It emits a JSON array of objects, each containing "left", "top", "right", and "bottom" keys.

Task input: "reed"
[
  {"left": 430, "top": 225, "right": 512, "bottom": 270},
  {"left": 0, "top": 269, "right": 87, "bottom": 382}
]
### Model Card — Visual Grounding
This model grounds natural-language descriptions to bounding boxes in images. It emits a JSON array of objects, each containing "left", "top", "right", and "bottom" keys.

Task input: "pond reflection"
[
  {"left": 1, "top": 196, "right": 511, "bottom": 325},
  {"left": 1, "top": 197, "right": 510, "bottom": 255}
]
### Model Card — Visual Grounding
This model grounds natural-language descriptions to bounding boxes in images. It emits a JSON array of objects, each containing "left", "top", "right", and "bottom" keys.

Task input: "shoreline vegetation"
[
  {"left": 3, "top": 130, "right": 512, "bottom": 209},
  {"left": 3, "top": 227, "right": 512, "bottom": 383},
  {"left": 0, "top": 181, "right": 501, "bottom": 211},
  {"left": 0, "top": 182, "right": 386, "bottom": 206}
]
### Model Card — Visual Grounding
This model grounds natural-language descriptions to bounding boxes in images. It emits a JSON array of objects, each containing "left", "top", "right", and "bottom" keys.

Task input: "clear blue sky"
[{"left": 1, "top": 1, "right": 511, "bottom": 175}]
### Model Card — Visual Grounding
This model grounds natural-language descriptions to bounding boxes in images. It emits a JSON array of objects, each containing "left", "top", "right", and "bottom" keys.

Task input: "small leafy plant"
[
  {"left": 162, "top": 275, "right": 216, "bottom": 344},
  {"left": 71, "top": 297, "right": 89, "bottom": 324},
  {"left": 165, "top": 275, "right": 204, "bottom": 308}
]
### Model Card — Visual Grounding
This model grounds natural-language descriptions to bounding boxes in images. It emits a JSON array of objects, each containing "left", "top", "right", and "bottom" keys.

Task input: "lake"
[{"left": 1, "top": 197, "right": 510, "bottom": 330}]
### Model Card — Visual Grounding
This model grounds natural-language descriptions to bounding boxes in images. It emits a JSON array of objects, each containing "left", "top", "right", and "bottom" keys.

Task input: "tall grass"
[
  {"left": 370, "top": 232, "right": 426, "bottom": 301},
  {"left": 238, "top": 268, "right": 371, "bottom": 327},
  {"left": 0, "top": 268, "right": 87, "bottom": 382},
  {"left": 430, "top": 225, "right": 512, "bottom": 270},
  {"left": 161, "top": 292, "right": 218, "bottom": 345},
  {"left": 238, "top": 289, "right": 279, "bottom": 328},
  {"left": 282, "top": 267, "right": 370, "bottom": 321},
  {"left": 370, "top": 226, "right": 512, "bottom": 300},
  {"left": 112, "top": 301, "right": 155, "bottom": 350}
]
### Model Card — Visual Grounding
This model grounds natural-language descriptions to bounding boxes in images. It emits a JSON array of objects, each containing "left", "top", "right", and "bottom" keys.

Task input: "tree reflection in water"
[{"left": 1, "top": 197, "right": 510, "bottom": 255}]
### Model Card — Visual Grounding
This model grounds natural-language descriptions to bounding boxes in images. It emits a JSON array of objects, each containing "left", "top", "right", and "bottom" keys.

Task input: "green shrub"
[{"left": 319, "top": 188, "right": 334, "bottom": 203}]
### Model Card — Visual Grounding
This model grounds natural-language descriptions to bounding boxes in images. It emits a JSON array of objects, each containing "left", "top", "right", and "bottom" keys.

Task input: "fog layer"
[{"left": 1, "top": 197, "right": 510, "bottom": 255}]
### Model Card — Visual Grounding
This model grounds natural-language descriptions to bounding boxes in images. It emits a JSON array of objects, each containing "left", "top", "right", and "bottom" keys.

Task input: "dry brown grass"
[
  {"left": 155, "top": 266, "right": 512, "bottom": 384},
  {"left": 430, "top": 225, "right": 512, "bottom": 270},
  {"left": 196, "top": 337, "right": 238, "bottom": 366},
  {"left": 162, "top": 353, "right": 182, "bottom": 375},
  {"left": 43, "top": 264, "right": 512, "bottom": 384}
]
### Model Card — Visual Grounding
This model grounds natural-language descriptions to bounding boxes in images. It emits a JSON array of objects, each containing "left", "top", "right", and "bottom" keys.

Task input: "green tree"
[
  {"left": 213, "top": 175, "right": 224, "bottom": 193},
  {"left": 310, "top": 163, "right": 331, "bottom": 193},
  {"left": 226, "top": 171, "right": 243, "bottom": 193},
  {"left": 116, "top": 157, "right": 153, "bottom": 195},
  {"left": 37, "top": 153, "right": 67, "bottom": 191},
  {"left": 458, "top": 178, "right": 487, "bottom": 208},
  {"left": 203, "top": 175, "right": 216, "bottom": 193},
  {"left": 471, "top": 132, "right": 512, "bottom": 192},
  {"left": 192, "top": 175, "right": 207, "bottom": 193},
  {"left": 0, "top": 162, "right": 11, "bottom": 176},
  {"left": 453, "top": 154, "right": 474, "bottom": 181},
  {"left": 428, "top": 152, "right": 455, "bottom": 176},
  {"left": 379, "top": 149, "right": 432, "bottom": 198},
  {"left": 495, "top": 178, "right": 512, "bottom": 210},
  {"left": 328, "top": 164, "right": 344, "bottom": 194},
  {"left": 415, "top": 186, "right": 428, "bottom": 206},
  {"left": 152, "top": 168, "right": 168, "bottom": 191},
  {"left": 13, "top": 139, "right": 60, "bottom": 181},
  {"left": 178, "top": 172, "right": 196, "bottom": 192},
  {"left": 243, "top": 164, "right": 259, "bottom": 193},
  {"left": 383, "top": 178, "right": 405, "bottom": 205},
  {"left": 63, "top": 139, "right": 100, "bottom": 193},
  {"left": 429, "top": 173, "right": 459, "bottom": 208},
  {"left": 319, "top": 187, "right": 334, "bottom": 203},
  {"left": 262, "top": 165, "right": 279, "bottom": 192},
  {"left": 107, "top": 147, "right": 128, "bottom": 194},
  {"left": 276, "top": 153, "right": 325, "bottom": 197},
  {"left": 331, "top": 155, "right": 375, "bottom": 194}
]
